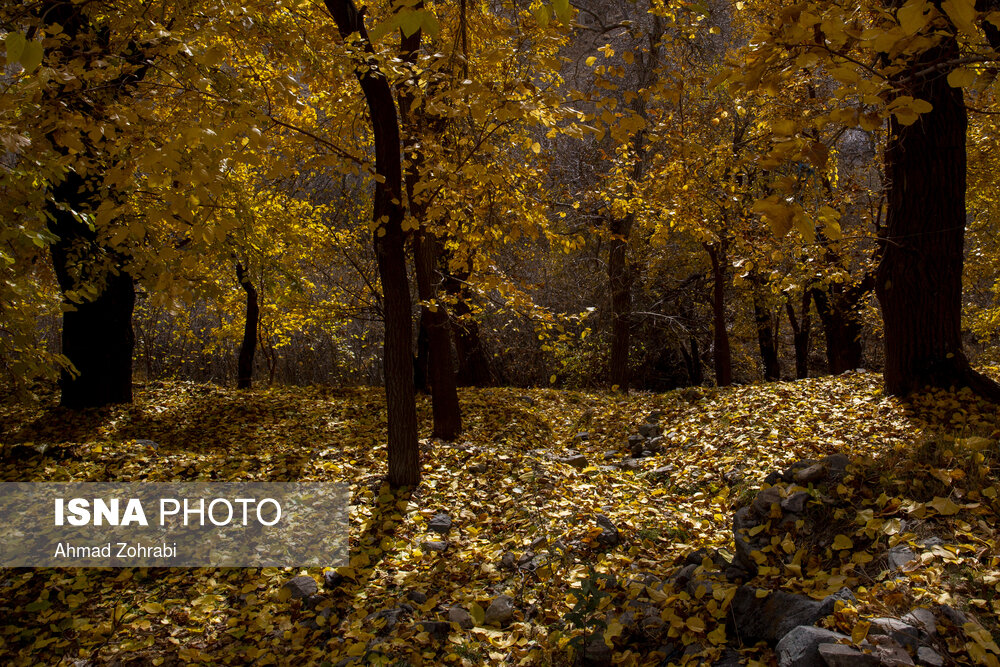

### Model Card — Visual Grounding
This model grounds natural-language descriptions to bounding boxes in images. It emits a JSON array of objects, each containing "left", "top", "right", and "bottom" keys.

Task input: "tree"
[{"left": 326, "top": 0, "right": 420, "bottom": 487}]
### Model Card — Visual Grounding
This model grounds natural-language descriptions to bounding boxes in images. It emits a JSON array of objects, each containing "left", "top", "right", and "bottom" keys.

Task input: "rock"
[
  {"left": 323, "top": 570, "right": 344, "bottom": 590},
  {"left": 712, "top": 648, "right": 742, "bottom": 667},
  {"left": 673, "top": 563, "right": 698, "bottom": 586},
  {"left": 467, "top": 462, "right": 488, "bottom": 474},
  {"left": 646, "top": 436, "right": 664, "bottom": 454},
  {"left": 617, "top": 458, "right": 640, "bottom": 471},
  {"left": 871, "top": 634, "right": 915, "bottom": 666},
  {"left": 728, "top": 586, "right": 843, "bottom": 644},
  {"left": 428, "top": 513, "right": 452, "bottom": 534},
  {"left": 582, "top": 635, "right": 613, "bottom": 665},
  {"left": 776, "top": 626, "right": 849, "bottom": 667},
  {"left": 732, "top": 507, "right": 758, "bottom": 575},
  {"left": 448, "top": 605, "right": 474, "bottom": 629},
  {"left": 901, "top": 607, "right": 937, "bottom": 637},
  {"left": 595, "top": 514, "right": 620, "bottom": 548},
  {"left": 365, "top": 604, "right": 413, "bottom": 634},
  {"left": 794, "top": 463, "right": 828, "bottom": 484},
  {"left": 415, "top": 620, "right": 452, "bottom": 639},
  {"left": 916, "top": 646, "right": 944, "bottom": 667},
  {"left": 684, "top": 547, "right": 717, "bottom": 567},
  {"left": 135, "top": 439, "right": 159, "bottom": 450},
  {"left": 724, "top": 467, "right": 745, "bottom": 485},
  {"left": 781, "top": 491, "right": 810, "bottom": 513},
  {"left": 281, "top": 575, "right": 318, "bottom": 600},
  {"left": 782, "top": 459, "right": 820, "bottom": 482},
  {"left": 820, "top": 453, "right": 850, "bottom": 479},
  {"left": 484, "top": 595, "right": 516, "bottom": 625},
  {"left": 529, "top": 536, "right": 547, "bottom": 550},
  {"left": 887, "top": 545, "right": 916, "bottom": 571},
  {"left": 763, "top": 471, "right": 783, "bottom": 486},
  {"left": 935, "top": 604, "right": 968, "bottom": 627},
  {"left": 627, "top": 434, "right": 645, "bottom": 453},
  {"left": 575, "top": 432, "right": 591, "bottom": 442},
  {"left": 560, "top": 453, "right": 589, "bottom": 469},
  {"left": 752, "top": 486, "right": 784, "bottom": 515},
  {"left": 645, "top": 411, "right": 663, "bottom": 423},
  {"left": 818, "top": 643, "right": 879, "bottom": 667},
  {"left": 406, "top": 590, "right": 428, "bottom": 605},
  {"left": 917, "top": 536, "right": 944, "bottom": 549},
  {"left": 638, "top": 423, "right": 661, "bottom": 439},
  {"left": 603, "top": 451, "right": 617, "bottom": 460},
  {"left": 640, "top": 450, "right": 653, "bottom": 458},
  {"left": 868, "top": 617, "right": 922, "bottom": 650},
  {"left": 422, "top": 540, "right": 448, "bottom": 553}
]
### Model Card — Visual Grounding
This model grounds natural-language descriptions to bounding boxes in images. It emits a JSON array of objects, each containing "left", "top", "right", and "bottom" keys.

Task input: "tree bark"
[
  {"left": 752, "top": 287, "right": 781, "bottom": 382},
  {"left": 705, "top": 241, "right": 732, "bottom": 386},
  {"left": 785, "top": 290, "right": 811, "bottom": 380},
  {"left": 414, "top": 310, "right": 430, "bottom": 394},
  {"left": 235, "top": 262, "right": 258, "bottom": 390},
  {"left": 443, "top": 266, "right": 493, "bottom": 387},
  {"left": 327, "top": 0, "right": 420, "bottom": 487},
  {"left": 397, "top": 3, "right": 462, "bottom": 439},
  {"left": 680, "top": 337, "right": 703, "bottom": 386},
  {"left": 607, "top": 215, "right": 633, "bottom": 392},
  {"left": 875, "top": 19, "right": 1000, "bottom": 397},
  {"left": 812, "top": 286, "right": 864, "bottom": 374}
]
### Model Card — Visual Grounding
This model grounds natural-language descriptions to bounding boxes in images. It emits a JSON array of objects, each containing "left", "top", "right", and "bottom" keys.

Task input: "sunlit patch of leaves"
[{"left": 0, "top": 371, "right": 998, "bottom": 665}]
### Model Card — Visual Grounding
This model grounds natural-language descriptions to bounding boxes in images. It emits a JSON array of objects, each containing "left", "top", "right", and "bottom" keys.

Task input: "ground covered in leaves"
[{"left": 1, "top": 371, "right": 999, "bottom": 666}]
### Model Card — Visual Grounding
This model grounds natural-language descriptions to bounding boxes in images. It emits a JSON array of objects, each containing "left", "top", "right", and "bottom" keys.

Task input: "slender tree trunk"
[
  {"left": 397, "top": 4, "right": 461, "bottom": 439},
  {"left": 235, "top": 262, "right": 258, "bottom": 390},
  {"left": 680, "top": 337, "right": 703, "bottom": 386},
  {"left": 785, "top": 290, "right": 811, "bottom": 380},
  {"left": 752, "top": 288, "right": 781, "bottom": 382},
  {"left": 443, "top": 266, "right": 493, "bottom": 387},
  {"left": 607, "top": 215, "right": 633, "bottom": 392},
  {"left": 812, "top": 287, "right": 864, "bottom": 374},
  {"left": 414, "top": 311, "right": 429, "bottom": 394},
  {"left": 327, "top": 0, "right": 419, "bottom": 487},
  {"left": 705, "top": 241, "right": 732, "bottom": 386}
]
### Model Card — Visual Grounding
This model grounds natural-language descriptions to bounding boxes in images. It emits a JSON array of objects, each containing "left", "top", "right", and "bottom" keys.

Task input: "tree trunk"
[
  {"left": 607, "top": 215, "right": 633, "bottom": 392},
  {"left": 812, "top": 286, "right": 864, "bottom": 374},
  {"left": 752, "top": 288, "right": 781, "bottom": 382},
  {"left": 235, "top": 262, "right": 258, "bottom": 390},
  {"left": 705, "top": 241, "right": 732, "bottom": 386},
  {"left": 442, "top": 265, "right": 493, "bottom": 387},
  {"left": 47, "top": 171, "right": 135, "bottom": 408},
  {"left": 785, "top": 290, "right": 811, "bottom": 380},
  {"left": 397, "top": 4, "right": 462, "bottom": 439},
  {"left": 327, "top": 0, "right": 420, "bottom": 487},
  {"left": 414, "top": 310, "right": 429, "bottom": 394},
  {"left": 875, "top": 0, "right": 1000, "bottom": 398},
  {"left": 413, "top": 232, "right": 462, "bottom": 439},
  {"left": 680, "top": 337, "right": 703, "bottom": 386}
]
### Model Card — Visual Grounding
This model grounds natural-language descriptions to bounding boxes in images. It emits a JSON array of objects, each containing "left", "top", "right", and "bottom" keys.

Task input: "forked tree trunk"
[
  {"left": 785, "top": 290, "right": 811, "bottom": 380},
  {"left": 680, "top": 337, "right": 703, "bottom": 386},
  {"left": 752, "top": 290, "right": 781, "bottom": 382},
  {"left": 235, "top": 263, "right": 258, "bottom": 390},
  {"left": 812, "top": 287, "right": 864, "bottom": 375},
  {"left": 705, "top": 241, "right": 732, "bottom": 386},
  {"left": 327, "top": 0, "right": 420, "bottom": 487}
]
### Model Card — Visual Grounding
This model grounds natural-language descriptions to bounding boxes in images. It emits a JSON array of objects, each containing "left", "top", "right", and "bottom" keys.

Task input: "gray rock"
[
  {"left": 712, "top": 648, "right": 742, "bottom": 667},
  {"left": 617, "top": 458, "right": 640, "bottom": 471},
  {"left": 868, "top": 617, "right": 922, "bottom": 650},
  {"left": 752, "top": 486, "right": 784, "bottom": 515},
  {"left": 529, "top": 536, "right": 547, "bottom": 550},
  {"left": 323, "top": 570, "right": 344, "bottom": 589},
  {"left": 763, "top": 471, "right": 783, "bottom": 485},
  {"left": 732, "top": 507, "right": 759, "bottom": 575},
  {"left": 673, "top": 563, "right": 698, "bottom": 586},
  {"left": 888, "top": 545, "right": 917, "bottom": 571},
  {"left": 627, "top": 434, "right": 645, "bottom": 451},
  {"left": 684, "top": 547, "right": 717, "bottom": 567},
  {"left": 560, "top": 453, "right": 589, "bottom": 469},
  {"left": 429, "top": 513, "right": 452, "bottom": 534},
  {"left": 415, "top": 620, "right": 451, "bottom": 639},
  {"left": 448, "top": 605, "right": 474, "bottom": 629},
  {"left": 638, "top": 423, "right": 661, "bottom": 439},
  {"left": 645, "top": 411, "right": 663, "bottom": 423},
  {"left": 406, "top": 590, "right": 428, "bottom": 605},
  {"left": 640, "top": 450, "right": 653, "bottom": 458},
  {"left": 935, "top": 604, "right": 968, "bottom": 627},
  {"left": 916, "top": 646, "right": 944, "bottom": 667},
  {"left": 775, "top": 625, "right": 850, "bottom": 667},
  {"left": 781, "top": 491, "right": 810, "bottom": 513},
  {"left": 595, "top": 514, "right": 620, "bottom": 548},
  {"left": 500, "top": 552, "right": 517, "bottom": 569},
  {"left": 583, "top": 635, "right": 613, "bottom": 665},
  {"left": 422, "top": 540, "right": 448, "bottom": 553},
  {"left": 782, "top": 459, "right": 820, "bottom": 482},
  {"left": 135, "top": 439, "right": 159, "bottom": 450},
  {"left": 902, "top": 607, "right": 937, "bottom": 637},
  {"left": 871, "top": 634, "right": 915, "bottom": 666},
  {"left": 467, "top": 462, "right": 488, "bottom": 474},
  {"left": 818, "top": 643, "right": 879, "bottom": 667},
  {"left": 484, "top": 594, "right": 516, "bottom": 625},
  {"left": 646, "top": 437, "right": 664, "bottom": 454},
  {"left": 820, "top": 453, "right": 850, "bottom": 479},
  {"left": 728, "top": 586, "right": 843, "bottom": 643},
  {"left": 365, "top": 604, "right": 413, "bottom": 634},
  {"left": 281, "top": 575, "right": 318, "bottom": 600},
  {"left": 603, "top": 451, "right": 618, "bottom": 460},
  {"left": 794, "top": 463, "right": 828, "bottom": 484},
  {"left": 575, "top": 432, "right": 591, "bottom": 442}
]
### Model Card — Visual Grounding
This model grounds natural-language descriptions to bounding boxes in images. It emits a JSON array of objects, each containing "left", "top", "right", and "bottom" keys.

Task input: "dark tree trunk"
[
  {"left": 785, "top": 290, "right": 812, "bottom": 380},
  {"left": 398, "top": 6, "right": 461, "bottom": 439},
  {"left": 874, "top": 0, "right": 1000, "bottom": 397},
  {"left": 752, "top": 288, "right": 781, "bottom": 382},
  {"left": 235, "top": 263, "right": 258, "bottom": 390},
  {"left": 443, "top": 267, "right": 493, "bottom": 387},
  {"left": 327, "top": 0, "right": 420, "bottom": 487},
  {"left": 813, "top": 286, "right": 865, "bottom": 374},
  {"left": 607, "top": 215, "right": 633, "bottom": 392},
  {"left": 414, "top": 310, "right": 430, "bottom": 394},
  {"left": 681, "top": 337, "right": 703, "bottom": 386},
  {"left": 412, "top": 233, "right": 462, "bottom": 439},
  {"left": 705, "top": 241, "right": 732, "bottom": 386},
  {"left": 47, "top": 172, "right": 135, "bottom": 408}
]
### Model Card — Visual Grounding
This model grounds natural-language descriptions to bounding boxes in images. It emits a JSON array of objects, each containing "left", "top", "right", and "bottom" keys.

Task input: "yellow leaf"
[
  {"left": 531, "top": 142, "right": 541, "bottom": 154},
  {"left": 897, "top": 0, "right": 931, "bottom": 35},
  {"left": 852, "top": 620, "right": 871, "bottom": 644},
  {"left": 832, "top": 534, "right": 853, "bottom": 550},
  {"left": 686, "top": 616, "right": 705, "bottom": 632},
  {"left": 947, "top": 68, "right": 977, "bottom": 88},
  {"left": 927, "top": 496, "right": 961, "bottom": 516},
  {"left": 142, "top": 602, "right": 164, "bottom": 614}
]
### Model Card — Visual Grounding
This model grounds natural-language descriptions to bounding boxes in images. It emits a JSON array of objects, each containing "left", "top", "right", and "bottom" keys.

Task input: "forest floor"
[{"left": 1, "top": 371, "right": 999, "bottom": 666}]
